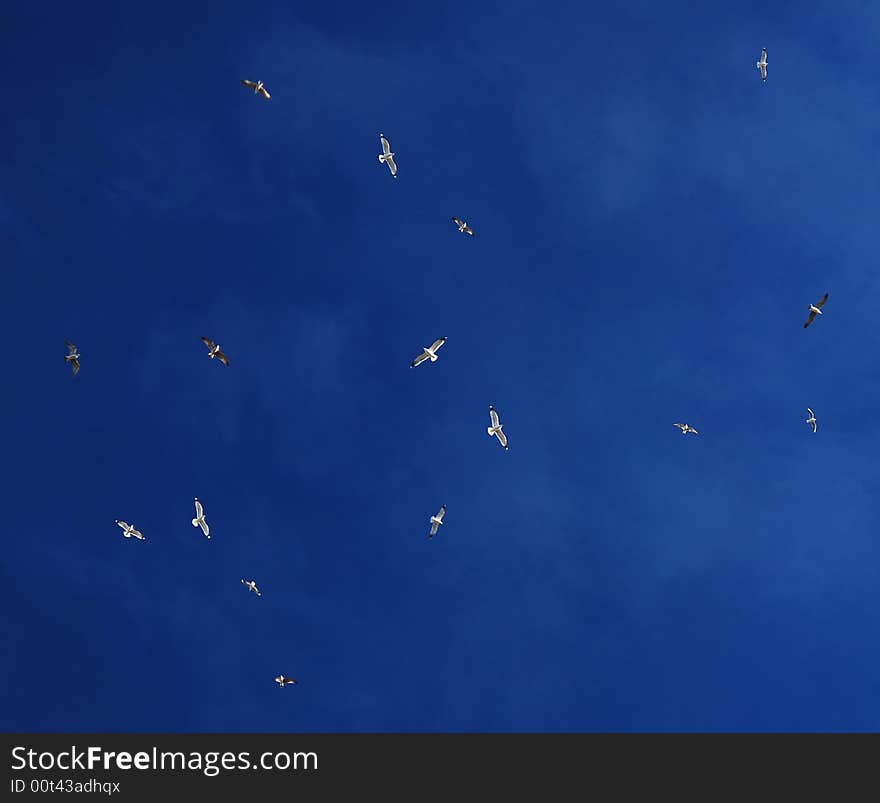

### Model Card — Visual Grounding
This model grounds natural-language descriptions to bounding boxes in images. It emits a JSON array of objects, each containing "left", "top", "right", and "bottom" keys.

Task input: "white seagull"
[
  {"left": 116, "top": 520, "right": 145, "bottom": 540},
  {"left": 192, "top": 497, "right": 210, "bottom": 538},
  {"left": 411, "top": 337, "right": 447, "bottom": 368},
  {"left": 757, "top": 48, "right": 768, "bottom": 81},
  {"left": 429, "top": 505, "right": 446, "bottom": 538},
  {"left": 451, "top": 217, "right": 474, "bottom": 236},
  {"left": 487, "top": 405, "right": 509, "bottom": 449},
  {"left": 378, "top": 133, "right": 397, "bottom": 178},
  {"left": 673, "top": 423, "right": 699, "bottom": 435},
  {"left": 241, "top": 578, "right": 261, "bottom": 596},
  {"left": 275, "top": 675, "right": 298, "bottom": 686},
  {"left": 806, "top": 408, "right": 817, "bottom": 433},
  {"left": 201, "top": 336, "right": 230, "bottom": 366},
  {"left": 65, "top": 340, "right": 81, "bottom": 376},
  {"left": 803, "top": 293, "right": 828, "bottom": 328},
  {"left": 241, "top": 79, "right": 271, "bottom": 99}
]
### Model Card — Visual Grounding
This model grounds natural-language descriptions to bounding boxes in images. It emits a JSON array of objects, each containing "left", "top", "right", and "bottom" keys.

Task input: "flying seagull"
[
  {"left": 241, "top": 79, "right": 271, "bottom": 99},
  {"left": 488, "top": 405, "right": 509, "bottom": 449},
  {"left": 192, "top": 497, "right": 210, "bottom": 538},
  {"left": 116, "top": 520, "right": 145, "bottom": 540},
  {"left": 803, "top": 293, "right": 828, "bottom": 328},
  {"left": 201, "top": 336, "right": 230, "bottom": 366},
  {"left": 757, "top": 48, "right": 768, "bottom": 81},
  {"left": 65, "top": 340, "right": 81, "bottom": 376},
  {"left": 378, "top": 133, "right": 397, "bottom": 178},
  {"left": 673, "top": 423, "right": 699, "bottom": 435},
  {"left": 275, "top": 675, "right": 298, "bottom": 686},
  {"left": 806, "top": 408, "right": 817, "bottom": 433},
  {"left": 429, "top": 505, "right": 446, "bottom": 538},
  {"left": 241, "top": 578, "right": 261, "bottom": 596},
  {"left": 452, "top": 217, "right": 474, "bottom": 236},
  {"left": 411, "top": 337, "right": 447, "bottom": 368}
]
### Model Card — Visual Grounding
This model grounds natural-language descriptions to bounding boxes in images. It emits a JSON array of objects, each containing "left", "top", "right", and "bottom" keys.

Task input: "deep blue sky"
[{"left": 3, "top": 0, "right": 880, "bottom": 732}]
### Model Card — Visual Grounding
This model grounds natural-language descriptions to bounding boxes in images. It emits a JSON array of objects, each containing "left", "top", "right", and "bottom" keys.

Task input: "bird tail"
[
  {"left": 430, "top": 354, "right": 438, "bottom": 361},
  {"left": 488, "top": 427, "right": 495, "bottom": 436},
  {"left": 192, "top": 518, "right": 199, "bottom": 527},
  {"left": 379, "top": 155, "right": 385, "bottom": 163}
]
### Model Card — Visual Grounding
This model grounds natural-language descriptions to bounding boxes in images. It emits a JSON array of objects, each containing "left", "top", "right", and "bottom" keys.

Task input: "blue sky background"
[{"left": 3, "top": 0, "right": 880, "bottom": 731}]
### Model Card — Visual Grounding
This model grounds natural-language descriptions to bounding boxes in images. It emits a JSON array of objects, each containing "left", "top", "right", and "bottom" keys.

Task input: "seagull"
[
  {"left": 241, "top": 79, "right": 271, "bottom": 99},
  {"left": 451, "top": 217, "right": 474, "bottom": 236},
  {"left": 429, "top": 505, "right": 446, "bottom": 538},
  {"left": 673, "top": 423, "right": 699, "bottom": 435},
  {"left": 487, "top": 405, "right": 509, "bottom": 449},
  {"left": 757, "top": 48, "right": 768, "bottom": 81},
  {"left": 201, "top": 336, "right": 230, "bottom": 366},
  {"left": 804, "top": 293, "right": 829, "bottom": 328},
  {"left": 241, "top": 578, "right": 261, "bottom": 596},
  {"left": 806, "top": 408, "right": 817, "bottom": 433},
  {"left": 378, "top": 133, "right": 397, "bottom": 178},
  {"left": 116, "top": 520, "right": 145, "bottom": 540},
  {"left": 192, "top": 497, "right": 210, "bottom": 538},
  {"left": 65, "top": 341, "right": 80, "bottom": 376},
  {"left": 411, "top": 337, "right": 447, "bottom": 368},
  {"left": 275, "top": 675, "right": 298, "bottom": 687}
]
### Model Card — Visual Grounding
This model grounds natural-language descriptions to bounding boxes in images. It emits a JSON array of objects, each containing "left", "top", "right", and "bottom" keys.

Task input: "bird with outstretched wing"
[{"left": 803, "top": 293, "right": 829, "bottom": 328}]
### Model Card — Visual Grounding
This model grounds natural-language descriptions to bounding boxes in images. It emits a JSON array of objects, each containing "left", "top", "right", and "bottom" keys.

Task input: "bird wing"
[
  {"left": 807, "top": 408, "right": 814, "bottom": 418},
  {"left": 465, "top": 225, "right": 474, "bottom": 235},
  {"left": 489, "top": 407, "right": 500, "bottom": 428},
  {"left": 804, "top": 310, "right": 817, "bottom": 328},
  {"left": 201, "top": 336, "right": 215, "bottom": 350},
  {"left": 199, "top": 519, "right": 210, "bottom": 536},
  {"left": 71, "top": 358, "right": 80, "bottom": 375},
  {"left": 436, "top": 505, "right": 446, "bottom": 522},
  {"left": 131, "top": 527, "right": 144, "bottom": 538},
  {"left": 216, "top": 351, "right": 230, "bottom": 366},
  {"left": 258, "top": 86, "right": 271, "bottom": 99},
  {"left": 690, "top": 427, "right": 698, "bottom": 434},
  {"left": 116, "top": 520, "right": 129, "bottom": 530},
  {"left": 452, "top": 217, "right": 463, "bottom": 226},
  {"left": 66, "top": 340, "right": 77, "bottom": 354},
  {"left": 241, "top": 79, "right": 256, "bottom": 88},
  {"left": 816, "top": 293, "right": 829, "bottom": 309},
  {"left": 430, "top": 520, "right": 439, "bottom": 536},
  {"left": 380, "top": 135, "right": 391, "bottom": 155},
  {"left": 430, "top": 337, "right": 446, "bottom": 353},
  {"left": 497, "top": 428, "right": 509, "bottom": 448},
  {"left": 194, "top": 498, "right": 203, "bottom": 518},
  {"left": 760, "top": 63, "right": 767, "bottom": 80},
  {"left": 673, "top": 423, "right": 685, "bottom": 430},
  {"left": 385, "top": 154, "right": 397, "bottom": 176},
  {"left": 411, "top": 350, "right": 429, "bottom": 368},
  {"left": 761, "top": 48, "right": 767, "bottom": 63}
]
